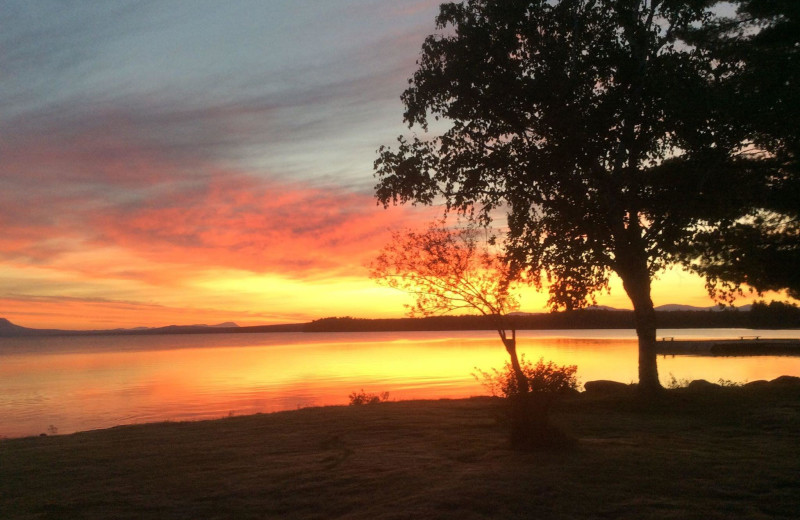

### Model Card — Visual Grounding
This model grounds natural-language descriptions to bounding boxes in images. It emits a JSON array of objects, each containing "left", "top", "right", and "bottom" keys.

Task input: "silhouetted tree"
[
  {"left": 678, "top": 0, "right": 800, "bottom": 300},
  {"left": 749, "top": 300, "right": 800, "bottom": 329},
  {"left": 370, "top": 222, "right": 529, "bottom": 393},
  {"left": 374, "top": 0, "right": 797, "bottom": 393},
  {"left": 372, "top": 222, "right": 579, "bottom": 447}
]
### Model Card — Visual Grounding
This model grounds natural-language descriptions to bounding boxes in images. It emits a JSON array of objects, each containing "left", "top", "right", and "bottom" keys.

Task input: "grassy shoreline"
[{"left": 3, "top": 383, "right": 800, "bottom": 519}]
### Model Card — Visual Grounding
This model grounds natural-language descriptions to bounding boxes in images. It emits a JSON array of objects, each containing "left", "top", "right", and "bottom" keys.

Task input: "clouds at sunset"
[
  {"left": 0, "top": 165, "right": 433, "bottom": 328},
  {"left": 0, "top": 43, "right": 439, "bottom": 329},
  {"left": 96, "top": 173, "right": 434, "bottom": 277},
  {"left": 1, "top": 1, "right": 439, "bottom": 279},
  {"left": 1, "top": 148, "right": 434, "bottom": 280},
  {"left": 0, "top": 0, "right": 745, "bottom": 329}
]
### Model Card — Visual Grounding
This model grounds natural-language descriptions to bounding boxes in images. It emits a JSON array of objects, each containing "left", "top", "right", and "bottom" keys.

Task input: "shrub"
[
  {"left": 348, "top": 389, "right": 390, "bottom": 405},
  {"left": 667, "top": 373, "right": 690, "bottom": 389},
  {"left": 667, "top": 374, "right": 744, "bottom": 389},
  {"left": 473, "top": 356, "right": 579, "bottom": 398}
]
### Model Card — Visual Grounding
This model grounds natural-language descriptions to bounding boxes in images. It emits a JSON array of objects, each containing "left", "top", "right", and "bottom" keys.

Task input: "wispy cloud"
[
  {"left": 94, "top": 172, "right": 434, "bottom": 277},
  {"left": 1, "top": 166, "right": 433, "bottom": 275},
  {"left": 0, "top": 1, "right": 453, "bottom": 327}
]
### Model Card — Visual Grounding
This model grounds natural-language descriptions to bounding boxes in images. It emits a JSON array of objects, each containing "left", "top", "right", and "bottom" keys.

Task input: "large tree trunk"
[
  {"left": 633, "top": 296, "right": 660, "bottom": 393},
  {"left": 619, "top": 260, "right": 662, "bottom": 393}
]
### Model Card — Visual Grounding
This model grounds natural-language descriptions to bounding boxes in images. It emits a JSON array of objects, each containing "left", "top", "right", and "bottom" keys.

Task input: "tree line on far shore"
[{"left": 306, "top": 301, "right": 800, "bottom": 333}]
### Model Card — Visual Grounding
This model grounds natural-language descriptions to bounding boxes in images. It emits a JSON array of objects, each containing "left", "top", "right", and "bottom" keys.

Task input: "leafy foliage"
[
  {"left": 371, "top": 221, "right": 531, "bottom": 394},
  {"left": 374, "top": 0, "right": 800, "bottom": 390},
  {"left": 666, "top": 374, "right": 744, "bottom": 389},
  {"left": 679, "top": 0, "right": 800, "bottom": 301},
  {"left": 370, "top": 221, "right": 518, "bottom": 319},
  {"left": 666, "top": 373, "right": 691, "bottom": 390},
  {"left": 348, "top": 389, "right": 390, "bottom": 406},
  {"left": 474, "top": 356, "right": 578, "bottom": 399},
  {"left": 376, "top": 0, "right": 735, "bottom": 309},
  {"left": 684, "top": 216, "right": 800, "bottom": 303},
  {"left": 370, "top": 221, "right": 582, "bottom": 447}
]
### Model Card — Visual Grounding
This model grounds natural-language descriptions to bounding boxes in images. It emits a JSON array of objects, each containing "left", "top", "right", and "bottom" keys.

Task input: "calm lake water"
[{"left": 2, "top": 328, "right": 799, "bottom": 438}]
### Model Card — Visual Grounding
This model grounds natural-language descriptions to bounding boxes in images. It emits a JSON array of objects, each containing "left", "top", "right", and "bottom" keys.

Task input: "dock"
[{"left": 655, "top": 338, "right": 800, "bottom": 356}]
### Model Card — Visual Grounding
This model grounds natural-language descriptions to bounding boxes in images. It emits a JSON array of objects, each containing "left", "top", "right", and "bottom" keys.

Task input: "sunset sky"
[{"left": 0, "top": 1, "right": 777, "bottom": 330}]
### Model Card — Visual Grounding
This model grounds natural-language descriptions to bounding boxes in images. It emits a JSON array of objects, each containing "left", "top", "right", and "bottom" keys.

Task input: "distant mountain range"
[
  {"left": 654, "top": 304, "right": 753, "bottom": 312},
  {"left": 514, "top": 303, "right": 753, "bottom": 314},
  {"left": 113, "top": 321, "right": 240, "bottom": 332}
]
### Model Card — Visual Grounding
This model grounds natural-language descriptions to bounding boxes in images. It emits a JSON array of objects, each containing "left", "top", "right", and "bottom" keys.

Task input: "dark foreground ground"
[{"left": 2, "top": 381, "right": 799, "bottom": 520}]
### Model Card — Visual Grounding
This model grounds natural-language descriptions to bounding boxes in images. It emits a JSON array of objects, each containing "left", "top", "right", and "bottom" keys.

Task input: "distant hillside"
[
  {"left": 0, "top": 317, "right": 24, "bottom": 332},
  {"left": 655, "top": 304, "right": 753, "bottom": 312},
  {"left": 0, "top": 318, "right": 65, "bottom": 337},
  {"left": 303, "top": 309, "right": 753, "bottom": 333},
  {"left": 583, "top": 304, "right": 754, "bottom": 312}
]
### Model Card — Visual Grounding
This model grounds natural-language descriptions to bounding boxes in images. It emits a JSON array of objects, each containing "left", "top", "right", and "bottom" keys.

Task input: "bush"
[
  {"left": 473, "top": 356, "right": 579, "bottom": 398},
  {"left": 348, "top": 389, "right": 390, "bottom": 405},
  {"left": 667, "top": 373, "right": 690, "bottom": 389},
  {"left": 667, "top": 373, "right": 744, "bottom": 389}
]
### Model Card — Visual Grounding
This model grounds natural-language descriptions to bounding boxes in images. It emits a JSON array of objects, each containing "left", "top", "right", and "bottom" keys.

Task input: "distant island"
[{"left": 2, "top": 302, "right": 798, "bottom": 337}]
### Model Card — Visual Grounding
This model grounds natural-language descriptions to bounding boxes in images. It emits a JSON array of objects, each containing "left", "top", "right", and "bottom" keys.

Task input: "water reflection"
[{"left": 1, "top": 329, "right": 798, "bottom": 438}]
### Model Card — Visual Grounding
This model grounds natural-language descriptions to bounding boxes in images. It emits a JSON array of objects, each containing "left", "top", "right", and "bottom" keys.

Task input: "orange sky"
[
  {"left": 0, "top": 236, "right": 777, "bottom": 331},
  {"left": 0, "top": 168, "right": 786, "bottom": 330}
]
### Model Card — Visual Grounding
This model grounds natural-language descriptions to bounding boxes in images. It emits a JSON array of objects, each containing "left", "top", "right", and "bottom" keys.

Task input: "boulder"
[
  {"left": 770, "top": 375, "right": 800, "bottom": 386},
  {"left": 583, "top": 380, "right": 631, "bottom": 395},
  {"left": 686, "top": 379, "right": 720, "bottom": 391}
]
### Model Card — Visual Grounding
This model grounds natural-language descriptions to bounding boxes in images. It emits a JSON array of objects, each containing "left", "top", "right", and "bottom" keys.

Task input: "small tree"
[
  {"left": 373, "top": 222, "right": 580, "bottom": 447},
  {"left": 370, "top": 221, "right": 530, "bottom": 394}
]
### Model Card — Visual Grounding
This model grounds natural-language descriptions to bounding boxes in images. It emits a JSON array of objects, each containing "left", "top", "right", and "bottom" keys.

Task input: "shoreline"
[
  {"left": 656, "top": 338, "right": 800, "bottom": 356},
  {"left": 5, "top": 375, "right": 799, "bottom": 441},
  {"left": 3, "top": 382, "right": 800, "bottom": 518},
  {"left": 4, "top": 309, "right": 799, "bottom": 338}
]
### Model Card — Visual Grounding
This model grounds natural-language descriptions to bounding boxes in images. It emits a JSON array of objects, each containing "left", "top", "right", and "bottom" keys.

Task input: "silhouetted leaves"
[
  {"left": 370, "top": 221, "right": 532, "bottom": 395},
  {"left": 474, "top": 356, "right": 578, "bottom": 398},
  {"left": 375, "top": 0, "right": 797, "bottom": 390},
  {"left": 370, "top": 221, "right": 518, "bottom": 319},
  {"left": 679, "top": 0, "right": 800, "bottom": 299}
]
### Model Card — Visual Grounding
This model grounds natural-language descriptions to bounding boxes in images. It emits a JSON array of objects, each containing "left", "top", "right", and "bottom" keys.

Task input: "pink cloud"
[
  {"left": 92, "top": 171, "right": 437, "bottom": 278},
  {"left": 0, "top": 96, "right": 439, "bottom": 286}
]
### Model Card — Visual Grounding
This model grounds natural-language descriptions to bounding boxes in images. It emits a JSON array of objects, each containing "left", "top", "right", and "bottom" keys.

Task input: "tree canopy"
[
  {"left": 679, "top": 0, "right": 800, "bottom": 300},
  {"left": 370, "top": 223, "right": 518, "bottom": 319},
  {"left": 374, "top": 0, "right": 798, "bottom": 391}
]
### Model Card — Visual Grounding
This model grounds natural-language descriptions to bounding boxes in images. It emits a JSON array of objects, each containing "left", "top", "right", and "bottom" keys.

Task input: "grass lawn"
[{"left": 2, "top": 382, "right": 799, "bottom": 519}]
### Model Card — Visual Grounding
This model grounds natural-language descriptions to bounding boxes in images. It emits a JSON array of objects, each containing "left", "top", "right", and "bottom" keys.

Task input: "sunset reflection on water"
[{"left": 2, "top": 329, "right": 799, "bottom": 438}]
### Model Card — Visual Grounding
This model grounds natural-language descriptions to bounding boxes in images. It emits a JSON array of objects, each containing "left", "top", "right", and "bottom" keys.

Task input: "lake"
[{"left": 2, "top": 328, "right": 799, "bottom": 438}]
